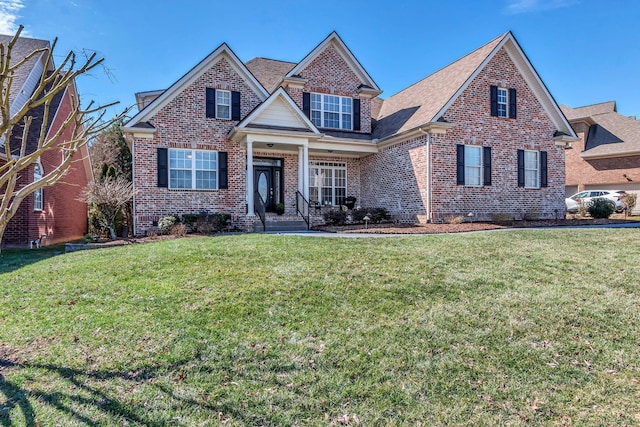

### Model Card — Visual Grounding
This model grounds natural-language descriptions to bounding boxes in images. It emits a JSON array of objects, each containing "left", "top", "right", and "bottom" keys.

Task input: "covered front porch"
[{"left": 227, "top": 87, "right": 377, "bottom": 230}]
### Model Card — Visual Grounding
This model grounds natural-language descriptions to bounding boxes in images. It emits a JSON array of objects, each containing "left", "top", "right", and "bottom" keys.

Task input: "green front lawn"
[{"left": 1, "top": 230, "right": 639, "bottom": 425}]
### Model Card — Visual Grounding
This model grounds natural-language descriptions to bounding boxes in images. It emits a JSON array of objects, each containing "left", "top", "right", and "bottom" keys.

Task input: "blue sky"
[{"left": 2, "top": 0, "right": 639, "bottom": 119}]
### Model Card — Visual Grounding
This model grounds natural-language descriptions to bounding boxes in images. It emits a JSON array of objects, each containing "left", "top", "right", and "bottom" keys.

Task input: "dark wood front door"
[{"left": 254, "top": 161, "right": 283, "bottom": 212}]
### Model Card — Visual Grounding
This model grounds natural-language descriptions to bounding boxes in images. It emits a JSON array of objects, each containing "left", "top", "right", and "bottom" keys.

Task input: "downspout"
[{"left": 419, "top": 128, "right": 432, "bottom": 222}]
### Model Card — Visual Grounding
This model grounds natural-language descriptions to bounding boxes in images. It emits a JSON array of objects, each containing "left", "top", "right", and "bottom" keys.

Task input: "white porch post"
[
  {"left": 246, "top": 140, "right": 254, "bottom": 216},
  {"left": 302, "top": 143, "right": 309, "bottom": 199},
  {"left": 298, "top": 146, "right": 304, "bottom": 195}
]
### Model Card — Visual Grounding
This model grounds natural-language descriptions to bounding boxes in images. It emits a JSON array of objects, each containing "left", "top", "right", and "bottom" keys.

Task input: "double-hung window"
[
  {"left": 216, "top": 90, "right": 231, "bottom": 120},
  {"left": 524, "top": 150, "right": 539, "bottom": 188},
  {"left": 169, "top": 149, "right": 217, "bottom": 190},
  {"left": 310, "top": 93, "right": 352, "bottom": 130},
  {"left": 497, "top": 88, "right": 508, "bottom": 118},
  {"left": 490, "top": 86, "right": 516, "bottom": 119},
  {"left": 309, "top": 161, "right": 347, "bottom": 206},
  {"left": 464, "top": 146, "right": 482, "bottom": 186},
  {"left": 33, "top": 161, "right": 43, "bottom": 210}
]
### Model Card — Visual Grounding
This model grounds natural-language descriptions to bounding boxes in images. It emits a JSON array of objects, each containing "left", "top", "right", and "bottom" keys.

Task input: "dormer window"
[{"left": 310, "top": 93, "right": 353, "bottom": 130}]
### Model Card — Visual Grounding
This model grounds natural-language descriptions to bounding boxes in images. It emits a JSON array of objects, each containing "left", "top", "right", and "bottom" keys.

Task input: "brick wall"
[
  {"left": 132, "top": 56, "right": 265, "bottom": 234},
  {"left": 2, "top": 85, "right": 89, "bottom": 247},
  {"left": 565, "top": 121, "right": 640, "bottom": 190},
  {"left": 360, "top": 47, "right": 565, "bottom": 223},
  {"left": 288, "top": 43, "right": 373, "bottom": 134}
]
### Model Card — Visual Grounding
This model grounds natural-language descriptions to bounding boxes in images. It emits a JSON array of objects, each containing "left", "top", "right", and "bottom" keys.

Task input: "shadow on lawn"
[
  {"left": 0, "top": 356, "right": 229, "bottom": 426},
  {"left": 0, "top": 246, "right": 65, "bottom": 275}
]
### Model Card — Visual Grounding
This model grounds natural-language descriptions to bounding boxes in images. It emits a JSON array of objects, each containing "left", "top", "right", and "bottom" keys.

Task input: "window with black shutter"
[
  {"left": 540, "top": 151, "right": 548, "bottom": 187},
  {"left": 218, "top": 152, "right": 228, "bottom": 189},
  {"left": 483, "top": 146, "right": 492, "bottom": 186},
  {"left": 517, "top": 149, "right": 525, "bottom": 187},
  {"left": 157, "top": 148, "right": 168, "bottom": 188},
  {"left": 490, "top": 85, "right": 517, "bottom": 119},
  {"left": 456, "top": 144, "right": 465, "bottom": 185},
  {"left": 206, "top": 88, "right": 216, "bottom": 118},
  {"left": 231, "top": 92, "right": 240, "bottom": 121}
]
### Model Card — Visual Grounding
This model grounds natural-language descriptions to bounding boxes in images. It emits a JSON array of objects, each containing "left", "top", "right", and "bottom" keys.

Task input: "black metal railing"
[
  {"left": 296, "top": 191, "right": 310, "bottom": 230},
  {"left": 254, "top": 191, "right": 266, "bottom": 232}
]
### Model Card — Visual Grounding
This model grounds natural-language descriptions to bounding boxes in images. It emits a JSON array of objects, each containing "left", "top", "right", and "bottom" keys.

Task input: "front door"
[{"left": 254, "top": 158, "right": 283, "bottom": 212}]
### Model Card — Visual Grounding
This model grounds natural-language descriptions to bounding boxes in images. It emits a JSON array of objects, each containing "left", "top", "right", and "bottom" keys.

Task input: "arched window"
[{"left": 33, "top": 161, "right": 43, "bottom": 211}]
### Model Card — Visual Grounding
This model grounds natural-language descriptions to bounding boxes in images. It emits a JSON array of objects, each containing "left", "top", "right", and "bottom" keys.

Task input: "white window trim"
[
  {"left": 168, "top": 148, "right": 218, "bottom": 190},
  {"left": 464, "top": 145, "right": 483, "bottom": 187},
  {"left": 309, "top": 161, "right": 347, "bottom": 206},
  {"left": 524, "top": 150, "right": 540, "bottom": 189},
  {"left": 33, "top": 160, "right": 43, "bottom": 211},
  {"left": 497, "top": 87, "right": 508, "bottom": 118},
  {"left": 216, "top": 89, "right": 231, "bottom": 120},
  {"left": 310, "top": 93, "right": 353, "bottom": 130}
]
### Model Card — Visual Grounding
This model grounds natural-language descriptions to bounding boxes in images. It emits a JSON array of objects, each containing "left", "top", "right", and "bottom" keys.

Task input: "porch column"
[
  {"left": 247, "top": 140, "right": 254, "bottom": 216},
  {"left": 302, "top": 143, "right": 309, "bottom": 199},
  {"left": 298, "top": 146, "right": 304, "bottom": 195}
]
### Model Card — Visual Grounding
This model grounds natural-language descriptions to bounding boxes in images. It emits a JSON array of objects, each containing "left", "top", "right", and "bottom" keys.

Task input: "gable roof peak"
[
  {"left": 285, "top": 31, "right": 381, "bottom": 93},
  {"left": 124, "top": 41, "right": 269, "bottom": 129}
]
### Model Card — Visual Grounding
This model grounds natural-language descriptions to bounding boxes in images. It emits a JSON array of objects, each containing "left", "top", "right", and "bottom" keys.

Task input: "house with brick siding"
[
  {"left": 123, "top": 31, "right": 576, "bottom": 234},
  {"left": 1, "top": 35, "right": 92, "bottom": 247},
  {"left": 560, "top": 101, "right": 640, "bottom": 213}
]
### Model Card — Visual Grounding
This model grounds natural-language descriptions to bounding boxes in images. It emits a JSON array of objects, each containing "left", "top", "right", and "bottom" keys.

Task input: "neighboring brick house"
[
  {"left": 560, "top": 101, "right": 640, "bottom": 212},
  {"left": 0, "top": 35, "right": 92, "bottom": 247},
  {"left": 123, "top": 31, "right": 576, "bottom": 234}
]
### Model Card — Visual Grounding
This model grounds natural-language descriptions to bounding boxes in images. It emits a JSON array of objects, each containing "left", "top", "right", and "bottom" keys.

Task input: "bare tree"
[
  {"left": 78, "top": 176, "right": 135, "bottom": 240},
  {"left": 0, "top": 25, "right": 123, "bottom": 249}
]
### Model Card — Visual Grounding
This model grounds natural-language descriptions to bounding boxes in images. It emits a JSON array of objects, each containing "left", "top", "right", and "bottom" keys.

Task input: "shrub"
[
  {"left": 621, "top": 193, "right": 637, "bottom": 213},
  {"left": 171, "top": 223, "right": 187, "bottom": 237},
  {"left": 588, "top": 198, "right": 615, "bottom": 219},
  {"left": 351, "top": 208, "right": 368, "bottom": 223},
  {"left": 523, "top": 209, "right": 540, "bottom": 221},
  {"left": 180, "top": 214, "right": 201, "bottom": 233},
  {"left": 350, "top": 207, "right": 391, "bottom": 224},
  {"left": 323, "top": 209, "right": 348, "bottom": 225},
  {"left": 491, "top": 213, "right": 513, "bottom": 224},
  {"left": 369, "top": 207, "right": 391, "bottom": 223},
  {"left": 158, "top": 215, "right": 178, "bottom": 234},
  {"left": 444, "top": 215, "right": 464, "bottom": 224},
  {"left": 195, "top": 212, "right": 231, "bottom": 234}
]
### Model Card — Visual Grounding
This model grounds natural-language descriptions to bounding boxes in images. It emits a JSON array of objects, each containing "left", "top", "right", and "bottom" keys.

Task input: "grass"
[{"left": 1, "top": 230, "right": 640, "bottom": 425}]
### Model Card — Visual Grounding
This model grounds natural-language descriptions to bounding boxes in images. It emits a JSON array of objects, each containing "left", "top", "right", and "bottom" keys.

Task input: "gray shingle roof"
[
  {"left": 561, "top": 103, "right": 640, "bottom": 157},
  {"left": 560, "top": 101, "right": 617, "bottom": 120},
  {"left": 245, "top": 57, "right": 296, "bottom": 93},
  {"left": 0, "top": 34, "right": 50, "bottom": 104},
  {"left": 7, "top": 74, "right": 65, "bottom": 156},
  {"left": 373, "top": 33, "right": 505, "bottom": 140}
]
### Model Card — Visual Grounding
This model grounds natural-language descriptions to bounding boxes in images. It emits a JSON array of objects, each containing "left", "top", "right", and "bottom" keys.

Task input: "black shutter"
[
  {"left": 540, "top": 151, "right": 548, "bottom": 188},
  {"left": 509, "top": 88, "right": 517, "bottom": 119},
  {"left": 483, "top": 146, "right": 492, "bottom": 186},
  {"left": 157, "top": 148, "right": 168, "bottom": 188},
  {"left": 302, "top": 92, "right": 311, "bottom": 118},
  {"left": 218, "top": 151, "right": 228, "bottom": 189},
  {"left": 353, "top": 98, "right": 361, "bottom": 131},
  {"left": 456, "top": 144, "right": 465, "bottom": 185},
  {"left": 490, "top": 85, "right": 498, "bottom": 117},
  {"left": 231, "top": 91, "right": 241, "bottom": 121},
  {"left": 517, "top": 149, "right": 525, "bottom": 187},
  {"left": 206, "top": 88, "right": 216, "bottom": 118}
]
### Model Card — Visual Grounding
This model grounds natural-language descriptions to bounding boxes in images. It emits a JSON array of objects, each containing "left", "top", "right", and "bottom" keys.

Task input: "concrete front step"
[{"left": 254, "top": 219, "right": 309, "bottom": 232}]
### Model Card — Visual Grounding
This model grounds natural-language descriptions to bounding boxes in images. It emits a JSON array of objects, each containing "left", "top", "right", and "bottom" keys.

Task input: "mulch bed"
[{"left": 314, "top": 218, "right": 639, "bottom": 234}]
